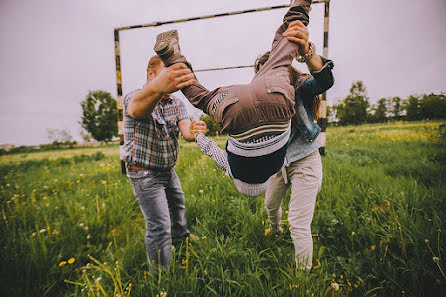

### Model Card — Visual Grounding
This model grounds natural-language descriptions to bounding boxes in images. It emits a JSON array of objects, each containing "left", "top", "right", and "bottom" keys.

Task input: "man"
[{"left": 121, "top": 55, "right": 206, "bottom": 269}]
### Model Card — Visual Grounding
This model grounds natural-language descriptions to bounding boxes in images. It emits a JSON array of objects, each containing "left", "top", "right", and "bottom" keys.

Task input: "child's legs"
[
  {"left": 255, "top": 0, "right": 311, "bottom": 77},
  {"left": 162, "top": 52, "right": 230, "bottom": 118}
]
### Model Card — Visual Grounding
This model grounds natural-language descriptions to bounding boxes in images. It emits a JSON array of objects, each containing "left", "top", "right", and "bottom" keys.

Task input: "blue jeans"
[{"left": 127, "top": 167, "right": 189, "bottom": 268}]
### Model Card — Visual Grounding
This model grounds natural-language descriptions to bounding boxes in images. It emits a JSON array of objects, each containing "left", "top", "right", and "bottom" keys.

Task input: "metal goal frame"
[{"left": 114, "top": 1, "right": 331, "bottom": 172}]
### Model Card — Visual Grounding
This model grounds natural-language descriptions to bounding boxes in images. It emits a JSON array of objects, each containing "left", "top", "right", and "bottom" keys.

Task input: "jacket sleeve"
[
  {"left": 195, "top": 134, "right": 228, "bottom": 172},
  {"left": 301, "top": 56, "right": 335, "bottom": 97}
]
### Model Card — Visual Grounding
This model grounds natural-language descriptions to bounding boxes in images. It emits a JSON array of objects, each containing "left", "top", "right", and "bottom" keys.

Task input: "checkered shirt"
[{"left": 121, "top": 90, "right": 189, "bottom": 169}]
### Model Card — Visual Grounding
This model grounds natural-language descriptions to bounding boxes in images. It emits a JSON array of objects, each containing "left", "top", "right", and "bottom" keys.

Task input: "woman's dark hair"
[{"left": 254, "top": 51, "right": 320, "bottom": 120}]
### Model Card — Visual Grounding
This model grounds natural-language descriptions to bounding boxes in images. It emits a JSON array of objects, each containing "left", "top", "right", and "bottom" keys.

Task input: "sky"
[{"left": 1, "top": 0, "right": 446, "bottom": 146}]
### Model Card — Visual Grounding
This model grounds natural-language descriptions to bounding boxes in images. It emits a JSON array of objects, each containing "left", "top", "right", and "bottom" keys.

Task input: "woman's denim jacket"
[{"left": 293, "top": 56, "right": 334, "bottom": 142}]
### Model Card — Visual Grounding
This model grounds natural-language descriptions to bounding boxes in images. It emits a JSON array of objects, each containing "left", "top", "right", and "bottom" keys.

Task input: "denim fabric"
[
  {"left": 294, "top": 56, "right": 334, "bottom": 143},
  {"left": 127, "top": 167, "right": 189, "bottom": 268}
]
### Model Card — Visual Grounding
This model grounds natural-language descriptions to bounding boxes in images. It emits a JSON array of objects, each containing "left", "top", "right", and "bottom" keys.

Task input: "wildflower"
[
  {"left": 79, "top": 223, "right": 85, "bottom": 227},
  {"left": 199, "top": 189, "right": 203, "bottom": 194},
  {"left": 425, "top": 239, "right": 429, "bottom": 244},
  {"left": 87, "top": 234, "right": 91, "bottom": 239},
  {"left": 371, "top": 245, "right": 376, "bottom": 250},
  {"left": 31, "top": 232, "right": 36, "bottom": 237},
  {"left": 59, "top": 261, "right": 67, "bottom": 267},
  {"left": 433, "top": 257, "right": 440, "bottom": 263},
  {"left": 101, "top": 180, "right": 107, "bottom": 184},
  {"left": 68, "top": 257, "right": 75, "bottom": 264},
  {"left": 52, "top": 230, "right": 59, "bottom": 236},
  {"left": 331, "top": 282, "right": 340, "bottom": 291},
  {"left": 264, "top": 229, "right": 271, "bottom": 236},
  {"left": 351, "top": 232, "right": 356, "bottom": 236},
  {"left": 39, "top": 229, "right": 47, "bottom": 233},
  {"left": 95, "top": 277, "right": 102, "bottom": 283},
  {"left": 202, "top": 236, "right": 207, "bottom": 240}
]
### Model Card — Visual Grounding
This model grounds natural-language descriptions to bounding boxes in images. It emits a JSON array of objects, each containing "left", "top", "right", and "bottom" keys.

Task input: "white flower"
[
  {"left": 331, "top": 282, "right": 340, "bottom": 291},
  {"left": 39, "top": 229, "right": 47, "bottom": 233},
  {"left": 199, "top": 189, "right": 203, "bottom": 194},
  {"left": 79, "top": 223, "right": 85, "bottom": 227}
]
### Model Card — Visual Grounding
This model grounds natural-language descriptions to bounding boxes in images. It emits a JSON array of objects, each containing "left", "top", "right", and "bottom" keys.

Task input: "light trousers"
[{"left": 264, "top": 150, "right": 322, "bottom": 271}]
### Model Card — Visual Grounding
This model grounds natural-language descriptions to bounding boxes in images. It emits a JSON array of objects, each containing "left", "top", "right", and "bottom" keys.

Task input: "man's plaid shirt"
[{"left": 121, "top": 90, "right": 189, "bottom": 169}]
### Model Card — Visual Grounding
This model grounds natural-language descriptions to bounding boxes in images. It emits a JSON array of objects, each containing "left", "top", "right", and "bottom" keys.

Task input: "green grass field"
[{"left": 1, "top": 121, "right": 445, "bottom": 297}]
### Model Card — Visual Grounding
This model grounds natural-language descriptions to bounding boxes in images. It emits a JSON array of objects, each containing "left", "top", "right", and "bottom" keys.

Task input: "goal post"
[{"left": 114, "top": 0, "right": 331, "bottom": 173}]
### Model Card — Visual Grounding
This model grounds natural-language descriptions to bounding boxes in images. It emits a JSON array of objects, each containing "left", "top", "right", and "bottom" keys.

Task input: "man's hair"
[{"left": 147, "top": 55, "right": 163, "bottom": 71}]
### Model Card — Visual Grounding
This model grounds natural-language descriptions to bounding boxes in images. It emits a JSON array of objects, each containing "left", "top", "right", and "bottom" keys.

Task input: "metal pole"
[
  {"left": 318, "top": 0, "right": 330, "bottom": 156},
  {"left": 114, "top": 29, "right": 126, "bottom": 174}
]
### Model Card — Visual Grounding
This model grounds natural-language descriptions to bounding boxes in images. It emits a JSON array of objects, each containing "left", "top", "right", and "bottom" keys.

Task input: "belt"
[{"left": 128, "top": 165, "right": 150, "bottom": 170}]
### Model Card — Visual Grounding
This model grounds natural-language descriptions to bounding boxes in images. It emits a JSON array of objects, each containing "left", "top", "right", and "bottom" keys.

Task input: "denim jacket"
[{"left": 294, "top": 56, "right": 334, "bottom": 142}]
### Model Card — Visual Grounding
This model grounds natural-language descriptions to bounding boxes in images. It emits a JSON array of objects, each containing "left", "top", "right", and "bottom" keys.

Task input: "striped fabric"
[{"left": 121, "top": 90, "right": 188, "bottom": 169}]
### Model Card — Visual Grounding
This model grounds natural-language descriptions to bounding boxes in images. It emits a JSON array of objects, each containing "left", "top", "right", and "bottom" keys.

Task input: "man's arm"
[
  {"left": 179, "top": 119, "right": 207, "bottom": 142},
  {"left": 127, "top": 64, "right": 195, "bottom": 119}
]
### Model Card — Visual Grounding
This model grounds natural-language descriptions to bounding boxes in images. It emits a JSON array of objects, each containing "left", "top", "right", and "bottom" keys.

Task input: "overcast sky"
[{"left": 1, "top": 0, "right": 445, "bottom": 146}]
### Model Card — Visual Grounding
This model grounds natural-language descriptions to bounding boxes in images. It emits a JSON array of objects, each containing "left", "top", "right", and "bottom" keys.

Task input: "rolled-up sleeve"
[{"left": 302, "top": 56, "right": 335, "bottom": 97}]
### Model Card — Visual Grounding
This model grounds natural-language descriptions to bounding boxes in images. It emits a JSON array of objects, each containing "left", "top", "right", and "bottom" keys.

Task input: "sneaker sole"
[{"left": 154, "top": 30, "right": 178, "bottom": 58}]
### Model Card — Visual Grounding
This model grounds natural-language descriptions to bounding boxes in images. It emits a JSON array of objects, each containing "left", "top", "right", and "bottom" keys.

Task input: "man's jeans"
[
  {"left": 127, "top": 167, "right": 189, "bottom": 268},
  {"left": 264, "top": 150, "right": 322, "bottom": 271}
]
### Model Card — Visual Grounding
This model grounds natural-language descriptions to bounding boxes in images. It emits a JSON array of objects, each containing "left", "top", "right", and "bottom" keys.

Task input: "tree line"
[{"left": 329, "top": 81, "right": 446, "bottom": 126}]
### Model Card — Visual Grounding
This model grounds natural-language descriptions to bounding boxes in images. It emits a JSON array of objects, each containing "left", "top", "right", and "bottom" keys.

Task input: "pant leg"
[
  {"left": 255, "top": 0, "right": 312, "bottom": 78},
  {"left": 287, "top": 150, "right": 322, "bottom": 271},
  {"left": 264, "top": 168, "right": 290, "bottom": 230},
  {"left": 127, "top": 169, "right": 173, "bottom": 268},
  {"left": 166, "top": 168, "right": 190, "bottom": 239}
]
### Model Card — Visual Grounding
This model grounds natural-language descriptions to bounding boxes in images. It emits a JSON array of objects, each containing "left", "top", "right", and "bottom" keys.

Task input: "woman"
[{"left": 259, "top": 36, "right": 334, "bottom": 271}]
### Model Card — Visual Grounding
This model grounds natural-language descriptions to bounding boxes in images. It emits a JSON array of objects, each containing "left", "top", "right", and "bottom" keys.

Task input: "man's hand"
[
  {"left": 190, "top": 120, "right": 207, "bottom": 138},
  {"left": 283, "top": 20, "right": 309, "bottom": 56},
  {"left": 128, "top": 63, "right": 195, "bottom": 119},
  {"left": 149, "top": 63, "right": 196, "bottom": 97}
]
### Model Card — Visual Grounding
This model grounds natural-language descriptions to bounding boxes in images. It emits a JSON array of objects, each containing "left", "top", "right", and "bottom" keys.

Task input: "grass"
[{"left": 0, "top": 121, "right": 445, "bottom": 297}]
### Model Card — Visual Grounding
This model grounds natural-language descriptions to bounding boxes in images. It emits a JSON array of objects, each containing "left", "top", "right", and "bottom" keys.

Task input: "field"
[{"left": 1, "top": 121, "right": 445, "bottom": 297}]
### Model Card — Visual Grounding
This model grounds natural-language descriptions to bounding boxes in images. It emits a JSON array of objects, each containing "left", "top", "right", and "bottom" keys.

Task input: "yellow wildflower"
[
  {"left": 59, "top": 261, "right": 67, "bottom": 267},
  {"left": 67, "top": 258, "right": 75, "bottom": 264}
]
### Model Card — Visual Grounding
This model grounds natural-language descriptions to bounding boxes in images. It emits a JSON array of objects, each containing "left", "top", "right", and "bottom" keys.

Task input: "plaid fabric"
[
  {"left": 121, "top": 90, "right": 189, "bottom": 169},
  {"left": 195, "top": 134, "right": 228, "bottom": 172}
]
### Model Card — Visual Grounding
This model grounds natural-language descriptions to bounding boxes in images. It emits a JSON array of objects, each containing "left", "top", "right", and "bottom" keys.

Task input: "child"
[{"left": 154, "top": 1, "right": 313, "bottom": 196}]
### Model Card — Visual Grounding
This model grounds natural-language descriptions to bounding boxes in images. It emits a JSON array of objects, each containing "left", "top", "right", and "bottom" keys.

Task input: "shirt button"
[
  {"left": 234, "top": 98, "right": 239, "bottom": 102},
  {"left": 267, "top": 89, "right": 272, "bottom": 94}
]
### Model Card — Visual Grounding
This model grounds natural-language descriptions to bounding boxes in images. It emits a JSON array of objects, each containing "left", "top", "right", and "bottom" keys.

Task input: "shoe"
[
  {"left": 154, "top": 30, "right": 181, "bottom": 62},
  {"left": 265, "top": 226, "right": 284, "bottom": 236}
]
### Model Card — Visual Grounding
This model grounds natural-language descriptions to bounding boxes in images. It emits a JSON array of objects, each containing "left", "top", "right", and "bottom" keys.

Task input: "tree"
[
  {"left": 391, "top": 96, "right": 402, "bottom": 120},
  {"left": 46, "top": 128, "right": 73, "bottom": 144},
  {"left": 419, "top": 93, "right": 446, "bottom": 119},
  {"left": 374, "top": 98, "right": 388, "bottom": 123},
  {"left": 403, "top": 95, "right": 421, "bottom": 121},
  {"left": 80, "top": 90, "right": 118, "bottom": 142},
  {"left": 334, "top": 81, "right": 370, "bottom": 125},
  {"left": 200, "top": 114, "right": 221, "bottom": 136}
]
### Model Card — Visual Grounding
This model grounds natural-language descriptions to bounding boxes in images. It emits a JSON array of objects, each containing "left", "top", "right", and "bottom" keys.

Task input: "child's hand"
[{"left": 283, "top": 20, "right": 309, "bottom": 56}]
